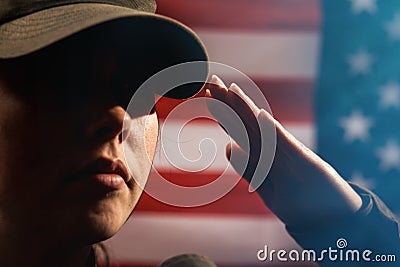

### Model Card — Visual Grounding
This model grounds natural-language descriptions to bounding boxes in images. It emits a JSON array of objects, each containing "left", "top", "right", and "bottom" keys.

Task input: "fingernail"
[
  {"left": 211, "top": 75, "right": 227, "bottom": 88},
  {"left": 229, "top": 83, "right": 242, "bottom": 94}
]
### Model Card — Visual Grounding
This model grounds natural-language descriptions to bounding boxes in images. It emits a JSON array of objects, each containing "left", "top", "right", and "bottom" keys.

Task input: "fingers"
[
  {"left": 229, "top": 82, "right": 261, "bottom": 116},
  {"left": 206, "top": 75, "right": 262, "bottom": 153},
  {"left": 226, "top": 140, "right": 248, "bottom": 176},
  {"left": 209, "top": 76, "right": 260, "bottom": 118},
  {"left": 206, "top": 75, "right": 278, "bottom": 191}
]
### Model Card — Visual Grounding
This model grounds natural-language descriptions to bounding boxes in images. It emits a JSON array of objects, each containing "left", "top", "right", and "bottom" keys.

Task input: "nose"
[{"left": 85, "top": 106, "right": 131, "bottom": 144}]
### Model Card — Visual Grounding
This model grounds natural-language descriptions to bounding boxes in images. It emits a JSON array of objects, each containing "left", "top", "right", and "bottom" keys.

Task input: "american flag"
[
  {"left": 104, "top": 0, "right": 400, "bottom": 266},
  {"left": 317, "top": 0, "right": 400, "bottom": 217}
]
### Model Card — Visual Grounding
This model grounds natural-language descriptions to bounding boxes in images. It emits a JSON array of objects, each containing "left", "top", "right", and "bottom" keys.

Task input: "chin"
[
  {"left": 87, "top": 221, "right": 124, "bottom": 244},
  {"left": 54, "top": 185, "right": 142, "bottom": 247},
  {"left": 88, "top": 198, "right": 134, "bottom": 243},
  {"left": 64, "top": 193, "right": 135, "bottom": 245}
]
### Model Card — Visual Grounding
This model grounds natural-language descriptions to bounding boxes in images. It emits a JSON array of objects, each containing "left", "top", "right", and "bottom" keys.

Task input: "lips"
[{"left": 70, "top": 157, "right": 131, "bottom": 190}]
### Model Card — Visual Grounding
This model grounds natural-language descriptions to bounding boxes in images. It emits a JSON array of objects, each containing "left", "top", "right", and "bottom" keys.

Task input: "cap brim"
[{"left": 0, "top": 3, "right": 209, "bottom": 99}]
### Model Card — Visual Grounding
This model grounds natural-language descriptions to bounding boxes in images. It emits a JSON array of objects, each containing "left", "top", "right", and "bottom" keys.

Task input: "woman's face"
[{"left": 0, "top": 38, "right": 159, "bottom": 247}]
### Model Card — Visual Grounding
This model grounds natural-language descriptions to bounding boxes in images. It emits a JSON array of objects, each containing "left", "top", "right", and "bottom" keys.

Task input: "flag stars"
[
  {"left": 385, "top": 13, "right": 400, "bottom": 41},
  {"left": 350, "top": 171, "right": 376, "bottom": 189},
  {"left": 349, "top": 0, "right": 377, "bottom": 14},
  {"left": 376, "top": 140, "right": 400, "bottom": 171},
  {"left": 339, "top": 110, "right": 374, "bottom": 142},
  {"left": 379, "top": 81, "right": 400, "bottom": 109},
  {"left": 348, "top": 49, "right": 374, "bottom": 75}
]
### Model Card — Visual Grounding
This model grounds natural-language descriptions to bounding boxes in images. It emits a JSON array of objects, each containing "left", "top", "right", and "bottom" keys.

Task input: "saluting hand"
[{"left": 206, "top": 75, "right": 362, "bottom": 229}]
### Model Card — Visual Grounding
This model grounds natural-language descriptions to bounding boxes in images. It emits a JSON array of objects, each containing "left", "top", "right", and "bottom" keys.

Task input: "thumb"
[
  {"left": 226, "top": 141, "right": 254, "bottom": 183},
  {"left": 226, "top": 110, "right": 277, "bottom": 192}
]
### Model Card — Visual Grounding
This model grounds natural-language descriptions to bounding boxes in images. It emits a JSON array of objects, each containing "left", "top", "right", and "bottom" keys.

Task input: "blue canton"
[{"left": 317, "top": 0, "right": 400, "bottom": 214}]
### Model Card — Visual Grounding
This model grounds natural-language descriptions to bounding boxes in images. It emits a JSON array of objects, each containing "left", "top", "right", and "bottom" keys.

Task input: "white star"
[
  {"left": 379, "top": 81, "right": 400, "bottom": 109},
  {"left": 385, "top": 13, "right": 400, "bottom": 41},
  {"left": 376, "top": 140, "right": 400, "bottom": 171},
  {"left": 339, "top": 110, "right": 374, "bottom": 142},
  {"left": 348, "top": 49, "right": 374, "bottom": 75},
  {"left": 349, "top": 0, "right": 377, "bottom": 14},
  {"left": 350, "top": 171, "right": 376, "bottom": 189}
]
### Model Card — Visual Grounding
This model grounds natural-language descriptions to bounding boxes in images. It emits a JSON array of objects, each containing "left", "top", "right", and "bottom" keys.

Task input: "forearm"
[{"left": 253, "top": 109, "right": 363, "bottom": 228}]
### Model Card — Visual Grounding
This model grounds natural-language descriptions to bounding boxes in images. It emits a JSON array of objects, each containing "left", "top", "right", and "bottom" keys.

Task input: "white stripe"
[
  {"left": 154, "top": 121, "right": 315, "bottom": 171},
  {"left": 196, "top": 30, "right": 320, "bottom": 79},
  {"left": 105, "top": 213, "right": 302, "bottom": 265}
]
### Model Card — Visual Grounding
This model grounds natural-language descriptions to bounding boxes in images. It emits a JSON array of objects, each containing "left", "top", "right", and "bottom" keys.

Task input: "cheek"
[
  {"left": 144, "top": 113, "right": 159, "bottom": 161},
  {"left": 0, "top": 91, "right": 30, "bottom": 180}
]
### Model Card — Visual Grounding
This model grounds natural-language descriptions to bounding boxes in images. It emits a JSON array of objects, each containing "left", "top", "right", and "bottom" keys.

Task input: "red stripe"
[
  {"left": 257, "top": 78, "right": 314, "bottom": 123},
  {"left": 156, "top": 78, "right": 313, "bottom": 123},
  {"left": 135, "top": 171, "right": 271, "bottom": 216},
  {"left": 156, "top": 0, "right": 320, "bottom": 32}
]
